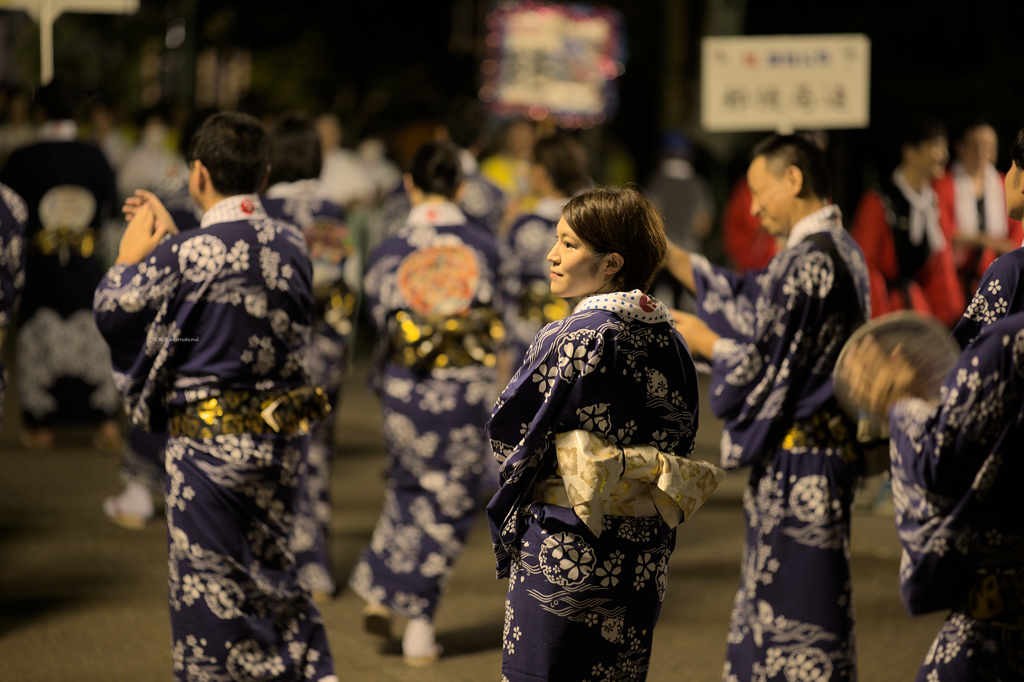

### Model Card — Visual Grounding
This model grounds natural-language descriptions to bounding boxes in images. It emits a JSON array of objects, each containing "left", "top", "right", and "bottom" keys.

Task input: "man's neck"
[
  {"left": 788, "top": 197, "right": 827, "bottom": 229},
  {"left": 197, "top": 191, "right": 229, "bottom": 212},
  {"left": 900, "top": 163, "right": 929, "bottom": 192}
]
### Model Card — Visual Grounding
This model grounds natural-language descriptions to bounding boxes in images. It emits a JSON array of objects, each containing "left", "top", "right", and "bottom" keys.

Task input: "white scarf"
[
  {"left": 950, "top": 159, "right": 1007, "bottom": 240},
  {"left": 265, "top": 178, "right": 323, "bottom": 201},
  {"left": 407, "top": 200, "right": 466, "bottom": 227},
  {"left": 36, "top": 119, "right": 78, "bottom": 142},
  {"left": 892, "top": 168, "right": 945, "bottom": 252}
]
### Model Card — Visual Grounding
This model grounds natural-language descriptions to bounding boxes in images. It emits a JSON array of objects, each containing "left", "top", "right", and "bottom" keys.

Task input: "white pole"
[{"left": 39, "top": 0, "right": 53, "bottom": 84}]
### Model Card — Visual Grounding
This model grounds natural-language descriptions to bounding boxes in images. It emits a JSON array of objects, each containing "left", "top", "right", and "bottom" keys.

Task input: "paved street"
[{"left": 0, "top": 359, "right": 945, "bottom": 682}]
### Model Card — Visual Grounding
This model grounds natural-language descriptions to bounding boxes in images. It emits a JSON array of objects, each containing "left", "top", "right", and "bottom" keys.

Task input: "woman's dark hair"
[
  {"left": 267, "top": 111, "right": 322, "bottom": 186},
  {"left": 409, "top": 141, "right": 463, "bottom": 200},
  {"left": 533, "top": 134, "right": 591, "bottom": 197},
  {"left": 562, "top": 186, "right": 667, "bottom": 293},
  {"left": 186, "top": 111, "right": 269, "bottom": 196}
]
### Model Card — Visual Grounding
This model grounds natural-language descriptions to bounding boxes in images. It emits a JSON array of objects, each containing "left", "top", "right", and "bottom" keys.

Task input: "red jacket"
[
  {"left": 722, "top": 177, "right": 779, "bottom": 273},
  {"left": 850, "top": 184, "right": 965, "bottom": 328}
]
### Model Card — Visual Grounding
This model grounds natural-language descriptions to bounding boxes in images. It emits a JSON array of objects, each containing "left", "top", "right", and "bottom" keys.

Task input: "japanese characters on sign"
[
  {"left": 701, "top": 34, "right": 870, "bottom": 133},
  {"left": 479, "top": 1, "right": 626, "bottom": 130}
]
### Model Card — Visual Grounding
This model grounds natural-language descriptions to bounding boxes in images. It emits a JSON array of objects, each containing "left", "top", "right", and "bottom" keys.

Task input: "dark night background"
[{"left": 1, "top": 0, "right": 1022, "bottom": 228}]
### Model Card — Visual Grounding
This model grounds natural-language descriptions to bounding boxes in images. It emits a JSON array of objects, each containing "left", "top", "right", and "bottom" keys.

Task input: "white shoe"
[
  {"left": 402, "top": 617, "right": 442, "bottom": 666},
  {"left": 102, "top": 482, "right": 154, "bottom": 530}
]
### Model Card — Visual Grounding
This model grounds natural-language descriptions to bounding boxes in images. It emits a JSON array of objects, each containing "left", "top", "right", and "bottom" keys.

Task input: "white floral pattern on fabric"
[
  {"left": 178, "top": 234, "right": 227, "bottom": 282},
  {"left": 696, "top": 203, "right": 867, "bottom": 682},
  {"left": 17, "top": 308, "right": 120, "bottom": 419},
  {"left": 0, "top": 184, "right": 27, "bottom": 428}
]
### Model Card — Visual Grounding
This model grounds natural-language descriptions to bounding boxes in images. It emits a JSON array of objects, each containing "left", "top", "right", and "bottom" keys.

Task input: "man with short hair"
[
  {"left": 667, "top": 134, "right": 871, "bottom": 682},
  {"left": 94, "top": 111, "right": 337, "bottom": 682},
  {"left": 952, "top": 125, "right": 1024, "bottom": 347},
  {"left": 851, "top": 117, "right": 964, "bottom": 327}
]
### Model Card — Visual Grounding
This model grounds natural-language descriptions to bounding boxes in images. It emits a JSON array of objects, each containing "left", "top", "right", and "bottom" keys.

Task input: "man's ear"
[
  {"left": 195, "top": 160, "right": 208, "bottom": 193},
  {"left": 784, "top": 165, "right": 804, "bottom": 197}
]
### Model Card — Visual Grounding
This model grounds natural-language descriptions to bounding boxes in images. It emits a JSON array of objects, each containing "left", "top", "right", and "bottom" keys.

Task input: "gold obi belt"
[
  {"left": 169, "top": 386, "right": 330, "bottom": 438},
  {"left": 518, "top": 279, "right": 571, "bottom": 326},
  {"left": 389, "top": 307, "right": 505, "bottom": 372},
  {"left": 315, "top": 281, "right": 358, "bottom": 337},
  {"left": 533, "top": 430, "right": 726, "bottom": 538},
  {"left": 34, "top": 227, "right": 97, "bottom": 264}
]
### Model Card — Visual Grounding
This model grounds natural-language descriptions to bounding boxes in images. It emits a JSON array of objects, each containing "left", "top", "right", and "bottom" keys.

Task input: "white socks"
[
  {"left": 402, "top": 617, "right": 441, "bottom": 661},
  {"left": 113, "top": 481, "right": 154, "bottom": 519}
]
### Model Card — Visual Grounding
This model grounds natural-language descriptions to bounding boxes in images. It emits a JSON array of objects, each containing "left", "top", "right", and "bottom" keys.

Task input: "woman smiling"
[{"left": 486, "top": 186, "right": 722, "bottom": 682}]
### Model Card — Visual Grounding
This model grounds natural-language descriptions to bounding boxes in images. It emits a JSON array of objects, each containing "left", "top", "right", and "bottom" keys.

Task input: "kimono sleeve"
[
  {"left": 888, "top": 316, "right": 1024, "bottom": 614},
  {"left": 707, "top": 245, "right": 850, "bottom": 468},
  {"left": 691, "top": 253, "right": 759, "bottom": 339},
  {"left": 93, "top": 243, "right": 183, "bottom": 428}
]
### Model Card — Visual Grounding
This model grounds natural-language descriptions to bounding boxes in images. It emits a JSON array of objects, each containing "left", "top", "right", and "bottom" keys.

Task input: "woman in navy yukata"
[
  {"left": 349, "top": 141, "right": 504, "bottom": 665},
  {"left": 486, "top": 186, "right": 721, "bottom": 682}
]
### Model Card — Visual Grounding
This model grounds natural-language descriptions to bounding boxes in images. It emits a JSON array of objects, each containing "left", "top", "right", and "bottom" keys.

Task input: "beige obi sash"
[{"left": 533, "top": 430, "right": 725, "bottom": 538}]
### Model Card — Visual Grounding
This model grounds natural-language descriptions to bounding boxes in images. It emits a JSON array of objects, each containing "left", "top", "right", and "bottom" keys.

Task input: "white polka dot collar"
[{"left": 573, "top": 289, "right": 674, "bottom": 327}]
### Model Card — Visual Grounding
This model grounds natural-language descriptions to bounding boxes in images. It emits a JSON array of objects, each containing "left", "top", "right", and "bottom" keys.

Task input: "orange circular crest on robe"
[{"left": 397, "top": 244, "right": 481, "bottom": 316}]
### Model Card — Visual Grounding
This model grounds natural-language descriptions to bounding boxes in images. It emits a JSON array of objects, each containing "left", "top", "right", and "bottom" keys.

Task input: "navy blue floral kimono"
[
  {"left": 486, "top": 290, "right": 700, "bottom": 682},
  {"left": 0, "top": 183, "right": 27, "bottom": 429},
  {"left": 349, "top": 200, "right": 503, "bottom": 622},
  {"left": 94, "top": 194, "right": 335, "bottom": 682},
  {"left": 889, "top": 311, "right": 1024, "bottom": 681},
  {"left": 264, "top": 179, "right": 352, "bottom": 596},
  {"left": 954, "top": 248, "right": 1024, "bottom": 349},
  {"left": 691, "top": 206, "right": 871, "bottom": 682}
]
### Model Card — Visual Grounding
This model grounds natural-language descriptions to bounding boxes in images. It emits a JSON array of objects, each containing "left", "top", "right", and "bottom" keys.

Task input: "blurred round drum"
[{"left": 833, "top": 311, "right": 960, "bottom": 476}]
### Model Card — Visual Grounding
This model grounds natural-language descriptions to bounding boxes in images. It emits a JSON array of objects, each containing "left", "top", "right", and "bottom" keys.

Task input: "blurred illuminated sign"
[
  {"left": 701, "top": 34, "right": 870, "bottom": 133},
  {"left": 479, "top": 1, "right": 626, "bottom": 129},
  {"left": 0, "top": 0, "right": 140, "bottom": 83}
]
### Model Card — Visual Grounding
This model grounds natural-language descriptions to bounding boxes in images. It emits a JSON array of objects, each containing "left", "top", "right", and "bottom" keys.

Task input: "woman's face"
[{"left": 547, "top": 217, "right": 617, "bottom": 298}]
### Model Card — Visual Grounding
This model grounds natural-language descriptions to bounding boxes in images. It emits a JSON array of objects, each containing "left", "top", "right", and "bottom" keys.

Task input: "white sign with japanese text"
[{"left": 701, "top": 34, "right": 870, "bottom": 133}]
